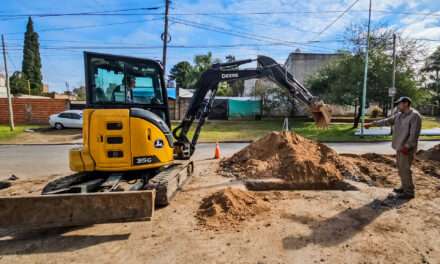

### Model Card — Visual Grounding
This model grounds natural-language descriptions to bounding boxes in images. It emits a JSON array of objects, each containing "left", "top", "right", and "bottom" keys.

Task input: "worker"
[
  {"left": 112, "top": 75, "right": 136, "bottom": 103},
  {"left": 365, "top": 96, "right": 422, "bottom": 199}
]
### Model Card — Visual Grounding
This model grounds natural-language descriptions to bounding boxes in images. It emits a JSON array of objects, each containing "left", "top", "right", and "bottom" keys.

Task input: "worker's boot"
[
  {"left": 393, "top": 187, "right": 404, "bottom": 193},
  {"left": 394, "top": 192, "right": 415, "bottom": 200}
]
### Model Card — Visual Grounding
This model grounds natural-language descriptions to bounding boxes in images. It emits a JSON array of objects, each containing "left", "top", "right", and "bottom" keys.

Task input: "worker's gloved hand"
[
  {"left": 400, "top": 146, "right": 410, "bottom": 156},
  {"left": 364, "top": 123, "right": 372, "bottom": 129}
]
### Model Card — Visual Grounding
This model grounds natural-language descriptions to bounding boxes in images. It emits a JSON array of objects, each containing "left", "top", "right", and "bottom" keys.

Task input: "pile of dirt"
[
  {"left": 339, "top": 152, "right": 440, "bottom": 187},
  {"left": 220, "top": 131, "right": 343, "bottom": 185},
  {"left": 338, "top": 153, "right": 397, "bottom": 187},
  {"left": 197, "top": 188, "right": 270, "bottom": 229},
  {"left": 417, "top": 144, "right": 440, "bottom": 161}
]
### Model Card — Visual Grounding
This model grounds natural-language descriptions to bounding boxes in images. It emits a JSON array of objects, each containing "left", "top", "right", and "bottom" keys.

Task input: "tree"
[
  {"left": 170, "top": 53, "right": 237, "bottom": 95},
  {"left": 217, "top": 82, "right": 232, "bottom": 96},
  {"left": 306, "top": 24, "right": 422, "bottom": 116},
  {"left": 169, "top": 61, "right": 192, "bottom": 89},
  {"left": 22, "top": 17, "right": 43, "bottom": 95},
  {"left": 9, "top": 71, "right": 29, "bottom": 95},
  {"left": 72, "top": 86, "right": 86, "bottom": 100},
  {"left": 186, "top": 52, "right": 221, "bottom": 89},
  {"left": 421, "top": 46, "right": 440, "bottom": 106}
]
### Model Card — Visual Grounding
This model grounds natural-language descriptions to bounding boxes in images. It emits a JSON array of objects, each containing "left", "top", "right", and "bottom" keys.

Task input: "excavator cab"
[{"left": 69, "top": 52, "right": 174, "bottom": 172}]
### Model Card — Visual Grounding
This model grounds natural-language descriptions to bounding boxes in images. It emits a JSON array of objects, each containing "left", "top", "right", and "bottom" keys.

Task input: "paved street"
[{"left": 0, "top": 141, "right": 439, "bottom": 179}]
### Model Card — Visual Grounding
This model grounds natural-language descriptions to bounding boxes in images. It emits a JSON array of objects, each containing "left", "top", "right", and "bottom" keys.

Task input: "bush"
[{"left": 370, "top": 106, "right": 382, "bottom": 118}]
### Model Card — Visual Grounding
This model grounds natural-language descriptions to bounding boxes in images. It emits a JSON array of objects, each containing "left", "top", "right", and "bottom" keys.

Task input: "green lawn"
[
  {"left": 173, "top": 117, "right": 440, "bottom": 142},
  {"left": 1, "top": 117, "right": 439, "bottom": 143},
  {"left": 0, "top": 125, "right": 40, "bottom": 141}
]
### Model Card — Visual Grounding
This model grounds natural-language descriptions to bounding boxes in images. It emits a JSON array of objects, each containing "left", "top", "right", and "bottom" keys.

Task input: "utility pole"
[
  {"left": 360, "top": 0, "right": 372, "bottom": 137},
  {"left": 1, "top": 34, "right": 15, "bottom": 131},
  {"left": 162, "top": 0, "right": 170, "bottom": 76},
  {"left": 390, "top": 33, "right": 397, "bottom": 113}
]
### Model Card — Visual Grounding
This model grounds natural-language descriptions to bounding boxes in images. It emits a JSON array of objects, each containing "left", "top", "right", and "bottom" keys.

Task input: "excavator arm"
[{"left": 172, "top": 55, "right": 331, "bottom": 159}]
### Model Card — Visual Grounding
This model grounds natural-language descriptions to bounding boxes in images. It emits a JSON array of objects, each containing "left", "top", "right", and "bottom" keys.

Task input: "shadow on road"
[
  {"left": 282, "top": 196, "right": 409, "bottom": 250},
  {"left": 0, "top": 226, "right": 130, "bottom": 255}
]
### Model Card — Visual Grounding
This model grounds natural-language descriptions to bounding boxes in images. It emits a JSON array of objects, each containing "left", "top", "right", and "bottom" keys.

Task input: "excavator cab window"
[{"left": 84, "top": 51, "right": 171, "bottom": 126}]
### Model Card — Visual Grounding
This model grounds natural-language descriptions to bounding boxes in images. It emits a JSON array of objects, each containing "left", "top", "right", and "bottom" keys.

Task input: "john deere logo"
[
  {"left": 154, "top": 139, "right": 164, "bottom": 148},
  {"left": 221, "top": 73, "right": 239, "bottom": 79}
]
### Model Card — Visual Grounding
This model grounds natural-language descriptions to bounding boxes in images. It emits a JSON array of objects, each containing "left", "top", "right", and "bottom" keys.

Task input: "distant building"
[
  {"left": 243, "top": 51, "right": 341, "bottom": 116},
  {"left": 53, "top": 93, "right": 78, "bottom": 100},
  {"left": 284, "top": 51, "right": 340, "bottom": 85},
  {"left": 42, "top": 84, "right": 49, "bottom": 93},
  {"left": 244, "top": 51, "right": 341, "bottom": 96},
  {"left": 0, "top": 74, "right": 6, "bottom": 98}
]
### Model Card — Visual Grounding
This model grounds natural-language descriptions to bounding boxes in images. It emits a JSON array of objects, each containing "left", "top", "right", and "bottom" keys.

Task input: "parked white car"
[{"left": 49, "top": 110, "right": 83, "bottom": 129}]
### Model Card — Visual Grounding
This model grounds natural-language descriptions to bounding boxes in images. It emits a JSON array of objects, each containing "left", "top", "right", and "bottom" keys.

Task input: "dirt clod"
[
  {"left": 197, "top": 187, "right": 270, "bottom": 229},
  {"left": 417, "top": 144, "right": 440, "bottom": 161},
  {"left": 220, "top": 131, "right": 343, "bottom": 185}
]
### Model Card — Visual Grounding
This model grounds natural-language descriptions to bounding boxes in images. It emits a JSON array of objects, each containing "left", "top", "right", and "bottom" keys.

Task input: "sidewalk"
[{"left": 355, "top": 127, "right": 440, "bottom": 136}]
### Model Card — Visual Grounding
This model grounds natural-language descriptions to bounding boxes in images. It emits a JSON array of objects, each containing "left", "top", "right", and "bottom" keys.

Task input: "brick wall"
[{"left": 0, "top": 98, "right": 69, "bottom": 124}]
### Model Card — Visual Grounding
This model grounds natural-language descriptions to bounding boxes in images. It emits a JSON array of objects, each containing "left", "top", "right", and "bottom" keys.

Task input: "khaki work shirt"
[{"left": 372, "top": 109, "right": 422, "bottom": 151}]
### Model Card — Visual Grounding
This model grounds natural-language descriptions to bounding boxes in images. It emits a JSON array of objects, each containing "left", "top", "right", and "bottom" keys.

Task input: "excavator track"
[
  {"left": 0, "top": 161, "right": 194, "bottom": 231},
  {"left": 147, "top": 160, "right": 194, "bottom": 206}
]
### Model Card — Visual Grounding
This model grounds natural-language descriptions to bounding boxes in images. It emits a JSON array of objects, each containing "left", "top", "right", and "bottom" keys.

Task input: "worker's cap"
[{"left": 394, "top": 96, "right": 412, "bottom": 105}]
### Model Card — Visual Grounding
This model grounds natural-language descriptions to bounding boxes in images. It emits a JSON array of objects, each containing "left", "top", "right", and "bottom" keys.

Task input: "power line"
[
  {"left": 0, "top": 6, "right": 163, "bottom": 18},
  {"left": 6, "top": 51, "right": 18, "bottom": 71},
  {"left": 5, "top": 43, "right": 333, "bottom": 50},
  {"left": 4, "top": 18, "right": 162, "bottom": 35},
  {"left": 169, "top": 9, "right": 440, "bottom": 17},
  {"left": 315, "top": 0, "right": 361, "bottom": 38},
  {"left": 169, "top": 17, "right": 335, "bottom": 51},
  {"left": 0, "top": 8, "right": 439, "bottom": 21}
]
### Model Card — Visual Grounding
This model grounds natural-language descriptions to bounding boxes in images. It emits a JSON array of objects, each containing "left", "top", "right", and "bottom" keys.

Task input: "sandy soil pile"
[
  {"left": 338, "top": 153, "right": 397, "bottom": 187},
  {"left": 220, "top": 131, "right": 343, "bottom": 185},
  {"left": 197, "top": 187, "right": 270, "bottom": 229},
  {"left": 417, "top": 144, "right": 440, "bottom": 161},
  {"left": 339, "top": 152, "right": 440, "bottom": 187}
]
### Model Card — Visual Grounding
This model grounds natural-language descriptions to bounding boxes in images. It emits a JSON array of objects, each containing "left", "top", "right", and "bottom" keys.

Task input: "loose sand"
[
  {"left": 197, "top": 187, "right": 270, "bottom": 229},
  {"left": 220, "top": 131, "right": 343, "bottom": 185}
]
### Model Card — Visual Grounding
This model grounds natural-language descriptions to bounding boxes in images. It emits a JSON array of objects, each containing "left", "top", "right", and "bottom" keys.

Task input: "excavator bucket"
[
  {"left": 0, "top": 191, "right": 154, "bottom": 230},
  {"left": 310, "top": 102, "right": 332, "bottom": 128}
]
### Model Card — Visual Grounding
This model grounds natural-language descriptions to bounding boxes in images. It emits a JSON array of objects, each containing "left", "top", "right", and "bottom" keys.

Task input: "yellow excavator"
[{"left": 0, "top": 52, "right": 331, "bottom": 230}]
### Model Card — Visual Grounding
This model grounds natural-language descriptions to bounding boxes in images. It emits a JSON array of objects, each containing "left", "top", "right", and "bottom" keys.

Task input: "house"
[{"left": 167, "top": 88, "right": 194, "bottom": 120}]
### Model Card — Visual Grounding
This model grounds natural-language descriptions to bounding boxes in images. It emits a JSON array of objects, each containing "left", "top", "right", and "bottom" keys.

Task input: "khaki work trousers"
[{"left": 396, "top": 149, "right": 415, "bottom": 194}]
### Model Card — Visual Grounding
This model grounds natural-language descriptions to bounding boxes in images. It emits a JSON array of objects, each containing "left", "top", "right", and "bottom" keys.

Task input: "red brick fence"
[{"left": 0, "top": 98, "right": 69, "bottom": 125}]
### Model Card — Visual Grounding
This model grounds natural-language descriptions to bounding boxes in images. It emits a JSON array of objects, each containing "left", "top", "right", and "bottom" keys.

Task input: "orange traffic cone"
[{"left": 214, "top": 141, "right": 221, "bottom": 159}]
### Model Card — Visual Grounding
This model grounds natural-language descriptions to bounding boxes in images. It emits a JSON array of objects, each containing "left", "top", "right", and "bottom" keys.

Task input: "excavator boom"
[{"left": 173, "top": 55, "right": 332, "bottom": 159}]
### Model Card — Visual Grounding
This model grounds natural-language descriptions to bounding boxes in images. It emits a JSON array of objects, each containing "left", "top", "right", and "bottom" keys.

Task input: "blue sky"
[{"left": 0, "top": 0, "right": 439, "bottom": 92}]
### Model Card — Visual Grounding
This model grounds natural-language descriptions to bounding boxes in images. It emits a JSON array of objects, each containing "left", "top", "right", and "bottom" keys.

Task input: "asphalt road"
[{"left": 1, "top": 141, "right": 439, "bottom": 179}]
